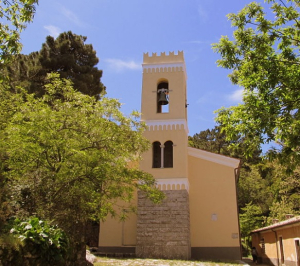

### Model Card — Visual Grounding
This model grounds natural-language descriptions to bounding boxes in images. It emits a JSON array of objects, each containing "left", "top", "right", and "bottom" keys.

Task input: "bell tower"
[
  {"left": 137, "top": 51, "right": 190, "bottom": 260},
  {"left": 140, "top": 51, "right": 189, "bottom": 186}
]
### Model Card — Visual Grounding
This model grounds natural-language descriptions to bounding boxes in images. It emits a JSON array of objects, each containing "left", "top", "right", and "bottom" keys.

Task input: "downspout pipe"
[
  {"left": 234, "top": 165, "right": 242, "bottom": 259},
  {"left": 272, "top": 228, "right": 280, "bottom": 266}
]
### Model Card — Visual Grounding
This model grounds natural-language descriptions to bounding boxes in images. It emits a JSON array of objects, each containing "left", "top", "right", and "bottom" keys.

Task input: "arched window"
[
  {"left": 152, "top": 141, "right": 173, "bottom": 168},
  {"left": 152, "top": 141, "right": 161, "bottom": 168},
  {"left": 164, "top": 141, "right": 173, "bottom": 168},
  {"left": 157, "top": 81, "right": 169, "bottom": 113}
]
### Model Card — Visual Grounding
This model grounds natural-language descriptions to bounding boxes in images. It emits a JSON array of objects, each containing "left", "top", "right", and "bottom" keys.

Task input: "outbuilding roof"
[{"left": 251, "top": 216, "right": 300, "bottom": 233}]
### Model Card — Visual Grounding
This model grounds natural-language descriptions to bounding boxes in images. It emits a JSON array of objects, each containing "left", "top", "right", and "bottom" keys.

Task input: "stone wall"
[{"left": 136, "top": 190, "right": 190, "bottom": 260}]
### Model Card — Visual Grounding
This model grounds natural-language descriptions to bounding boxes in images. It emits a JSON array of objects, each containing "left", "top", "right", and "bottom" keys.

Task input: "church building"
[{"left": 98, "top": 51, "right": 241, "bottom": 261}]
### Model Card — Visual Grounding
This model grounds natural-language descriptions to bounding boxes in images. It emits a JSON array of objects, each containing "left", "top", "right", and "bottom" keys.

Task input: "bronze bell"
[{"left": 158, "top": 89, "right": 169, "bottom": 105}]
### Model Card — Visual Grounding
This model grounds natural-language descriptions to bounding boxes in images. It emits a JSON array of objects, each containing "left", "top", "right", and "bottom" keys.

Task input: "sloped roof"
[
  {"left": 187, "top": 147, "right": 240, "bottom": 168},
  {"left": 251, "top": 216, "right": 300, "bottom": 233}
]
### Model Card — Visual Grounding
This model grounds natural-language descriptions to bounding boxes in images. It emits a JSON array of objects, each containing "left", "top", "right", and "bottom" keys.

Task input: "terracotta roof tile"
[{"left": 251, "top": 216, "right": 300, "bottom": 233}]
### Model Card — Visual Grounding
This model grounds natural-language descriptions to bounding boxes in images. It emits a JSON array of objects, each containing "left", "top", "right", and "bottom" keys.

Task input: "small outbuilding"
[{"left": 251, "top": 215, "right": 300, "bottom": 266}]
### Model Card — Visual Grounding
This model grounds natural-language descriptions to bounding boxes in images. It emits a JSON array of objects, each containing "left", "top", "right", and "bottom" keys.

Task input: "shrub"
[{"left": 0, "top": 217, "right": 69, "bottom": 266}]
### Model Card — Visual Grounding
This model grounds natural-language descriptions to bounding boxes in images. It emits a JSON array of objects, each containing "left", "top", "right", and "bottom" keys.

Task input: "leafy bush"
[{"left": 0, "top": 217, "right": 69, "bottom": 266}]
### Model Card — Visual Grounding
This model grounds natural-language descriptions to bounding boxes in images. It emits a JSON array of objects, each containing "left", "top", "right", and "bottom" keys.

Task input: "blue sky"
[{"left": 20, "top": 0, "right": 255, "bottom": 136}]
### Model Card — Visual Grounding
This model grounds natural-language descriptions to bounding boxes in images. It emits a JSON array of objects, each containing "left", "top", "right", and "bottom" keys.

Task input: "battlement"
[{"left": 143, "top": 51, "right": 184, "bottom": 64}]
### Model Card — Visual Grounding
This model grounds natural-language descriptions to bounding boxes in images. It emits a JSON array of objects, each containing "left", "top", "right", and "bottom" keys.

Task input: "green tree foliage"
[
  {"left": 238, "top": 166, "right": 272, "bottom": 214},
  {"left": 0, "top": 0, "right": 39, "bottom": 241},
  {"left": 0, "top": 0, "right": 39, "bottom": 237},
  {"left": 1, "top": 74, "right": 163, "bottom": 265},
  {"left": 0, "top": 88, "right": 26, "bottom": 230},
  {"left": 213, "top": 0, "right": 300, "bottom": 170},
  {"left": 3, "top": 52, "right": 40, "bottom": 92},
  {"left": 281, "top": 169, "right": 300, "bottom": 211},
  {"left": 267, "top": 163, "right": 300, "bottom": 214},
  {"left": 188, "top": 126, "right": 231, "bottom": 155},
  {"left": 267, "top": 197, "right": 295, "bottom": 223},
  {"left": 188, "top": 125, "right": 262, "bottom": 167},
  {"left": 239, "top": 161, "right": 300, "bottom": 227},
  {"left": 4, "top": 31, "right": 106, "bottom": 99},
  {"left": 0, "top": 0, "right": 38, "bottom": 64},
  {"left": 39, "top": 31, "right": 105, "bottom": 99},
  {"left": 239, "top": 202, "right": 264, "bottom": 251}
]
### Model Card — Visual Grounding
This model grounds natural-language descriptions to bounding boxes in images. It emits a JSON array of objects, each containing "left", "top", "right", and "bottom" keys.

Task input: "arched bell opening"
[
  {"left": 152, "top": 140, "right": 173, "bottom": 169},
  {"left": 157, "top": 81, "right": 169, "bottom": 113},
  {"left": 164, "top": 140, "right": 173, "bottom": 168},
  {"left": 152, "top": 141, "right": 161, "bottom": 168}
]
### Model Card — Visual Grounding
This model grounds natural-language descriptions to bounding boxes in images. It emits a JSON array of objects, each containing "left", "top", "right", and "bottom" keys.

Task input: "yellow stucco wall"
[
  {"left": 188, "top": 154, "right": 240, "bottom": 248},
  {"left": 99, "top": 216, "right": 123, "bottom": 246},
  {"left": 277, "top": 225, "right": 300, "bottom": 263},
  {"left": 252, "top": 231, "right": 278, "bottom": 259},
  {"left": 252, "top": 223, "right": 300, "bottom": 264},
  {"left": 99, "top": 195, "right": 137, "bottom": 247}
]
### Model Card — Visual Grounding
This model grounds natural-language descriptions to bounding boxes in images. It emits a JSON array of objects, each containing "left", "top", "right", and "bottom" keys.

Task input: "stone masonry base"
[{"left": 136, "top": 190, "right": 191, "bottom": 260}]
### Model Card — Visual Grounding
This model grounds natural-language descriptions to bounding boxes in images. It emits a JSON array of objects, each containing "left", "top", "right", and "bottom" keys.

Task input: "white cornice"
[
  {"left": 142, "top": 119, "right": 189, "bottom": 134},
  {"left": 142, "top": 62, "right": 187, "bottom": 80},
  {"left": 155, "top": 177, "right": 189, "bottom": 193},
  {"left": 188, "top": 147, "right": 240, "bottom": 168},
  {"left": 142, "top": 62, "right": 185, "bottom": 69}
]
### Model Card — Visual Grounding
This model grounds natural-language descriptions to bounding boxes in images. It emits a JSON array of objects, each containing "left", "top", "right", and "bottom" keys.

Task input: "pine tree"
[{"left": 3, "top": 31, "right": 106, "bottom": 100}]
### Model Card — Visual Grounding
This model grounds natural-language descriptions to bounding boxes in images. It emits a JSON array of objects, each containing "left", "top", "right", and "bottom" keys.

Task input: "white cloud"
[
  {"left": 61, "top": 7, "right": 84, "bottom": 27},
  {"left": 105, "top": 59, "right": 141, "bottom": 72},
  {"left": 198, "top": 5, "right": 208, "bottom": 22},
  {"left": 195, "top": 114, "right": 213, "bottom": 123},
  {"left": 228, "top": 88, "right": 244, "bottom": 103},
  {"left": 186, "top": 40, "right": 211, "bottom": 45},
  {"left": 196, "top": 88, "right": 244, "bottom": 107},
  {"left": 196, "top": 91, "right": 215, "bottom": 104},
  {"left": 44, "top": 25, "right": 61, "bottom": 38},
  {"left": 196, "top": 95, "right": 209, "bottom": 104},
  {"left": 188, "top": 40, "right": 205, "bottom": 44}
]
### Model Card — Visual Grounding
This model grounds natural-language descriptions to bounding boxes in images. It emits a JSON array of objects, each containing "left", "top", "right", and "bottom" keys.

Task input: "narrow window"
[
  {"left": 260, "top": 238, "right": 265, "bottom": 254},
  {"left": 157, "top": 82, "right": 169, "bottom": 113},
  {"left": 164, "top": 141, "right": 173, "bottom": 168},
  {"left": 152, "top": 141, "right": 161, "bottom": 168}
]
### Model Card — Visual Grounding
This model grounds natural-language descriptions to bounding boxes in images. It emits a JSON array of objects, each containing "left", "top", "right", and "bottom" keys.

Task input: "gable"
[{"left": 187, "top": 147, "right": 240, "bottom": 169}]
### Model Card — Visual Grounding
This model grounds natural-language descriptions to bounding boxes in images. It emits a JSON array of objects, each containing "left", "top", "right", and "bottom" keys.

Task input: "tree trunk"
[
  {"left": 68, "top": 221, "right": 93, "bottom": 266},
  {"left": 74, "top": 240, "right": 89, "bottom": 266}
]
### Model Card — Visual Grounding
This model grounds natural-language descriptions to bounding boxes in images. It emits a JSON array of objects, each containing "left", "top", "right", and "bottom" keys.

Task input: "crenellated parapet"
[
  {"left": 143, "top": 51, "right": 184, "bottom": 64},
  {"left": 142, "top": 51, "right": 187, "bottom": 78}
]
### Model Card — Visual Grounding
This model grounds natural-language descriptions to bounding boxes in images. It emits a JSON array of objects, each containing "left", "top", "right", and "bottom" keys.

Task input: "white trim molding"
[
  {"left": 155, "top": 177, "right": 189, "bottom": 193},
  {"left": 142, "top": 62, "right": 187, "bottom": 80},
  {"left": 188, "top": 147, "right": 240, "bottom": 168},
  {"left": 142, "top": 119, "right": 189, "bottom": 134}
]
